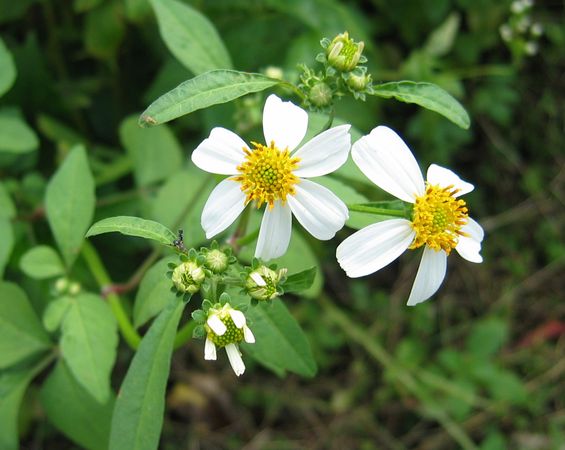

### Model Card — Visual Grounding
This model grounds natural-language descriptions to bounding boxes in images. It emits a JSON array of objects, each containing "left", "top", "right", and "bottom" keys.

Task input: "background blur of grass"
[{"left": 1, "top": 0, "right": 564, "bottom": 449}]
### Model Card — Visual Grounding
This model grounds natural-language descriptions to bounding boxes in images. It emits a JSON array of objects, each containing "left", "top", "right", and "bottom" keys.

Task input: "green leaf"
[
  {"left": 0, "top": 218, "right": 14, "bottom": 278},
  {"left": 19, "top": 245, "right": 66, "bottom": 279},
  {"left": 109, "top": 297, "right": 184, "bottom": 450},
  {"left": 139, "top": 70, "right": 280, "bottom": 127},
  {"left": 43, "top": 296, "right": 72, "bottom": 332},
  {"left": 41, "top": 361, "right": 114, "bottom": 450},
  {"left": 424, "top": 12, "right": 460, "bottom": 57},
  {"left": 234, "top": 296, "right": 317, "bottom": 378},
  {"left": 84, "top": 0, "right": 125, "bottom": 60},
  {"left": 0, "top": 282, "right": 51, "bottom": 369},
  {"left": 119, "top": 115, "right": 182, "bottom": 185},
  {"left": 149, "top": 0, "right": 231, "bottom": 74},
  {"left": 86, "top": 216, "right": 176, "bottom": 247},
  {"left": 283, "top": 267, "right": 316, "bottom": 294},
  {"left": 57, "top": 293, "right": 117, "bottom": 403},
  {"left": 0, "top": 37, "right": 16, "bottom": 97},
  {"left": 133, "top": 256, "right": 178, "bottom": 328},
  {"left": 0, "top": 108, "right": 39, "bottom": 154},
  {"left": 45, "top": 145, "right": 95, "bottom": 267},
  {"left": 372, "top": 81, "right": 470, "bottom": 129},
  {"left": 0, "top": 182, "right": 16, "bottom": 219},
  {"left": 466, "top": 318, "right": 508, "bottom": 359}
]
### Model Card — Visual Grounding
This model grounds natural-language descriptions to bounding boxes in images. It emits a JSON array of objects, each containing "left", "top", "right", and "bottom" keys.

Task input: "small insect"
[{"left": 173, "top": 229, "right": 186, "bottom": 251}]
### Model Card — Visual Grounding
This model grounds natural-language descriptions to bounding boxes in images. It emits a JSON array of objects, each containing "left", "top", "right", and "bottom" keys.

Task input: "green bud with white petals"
[
  {"left": 246, "top": 266, "right": 287, "bottom": 301},
  {"left": 172, "top": 261, "right": 205, "bottom": 294},
  {"left": 326, "top": 32, "right": 364, "bottom": 72}
]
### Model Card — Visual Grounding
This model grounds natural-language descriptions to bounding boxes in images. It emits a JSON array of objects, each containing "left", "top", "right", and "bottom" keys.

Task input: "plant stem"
[
  {"left": 347, "top": 204, "right": 407, "bottom": 218},
  {"left": 81, "top": 241, "right": 141, "bottom": 349}
]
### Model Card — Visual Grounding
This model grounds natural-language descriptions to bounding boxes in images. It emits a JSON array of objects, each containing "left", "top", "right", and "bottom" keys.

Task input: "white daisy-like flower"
[
  {"left": 336, "top": 126, "right": 484, "bottom": 306},
  {"left": 204, "top": 303, "right": 255, "bottom": 377},
  {"left": 191, "top": 94, "right": 351, "bottom": 260}
]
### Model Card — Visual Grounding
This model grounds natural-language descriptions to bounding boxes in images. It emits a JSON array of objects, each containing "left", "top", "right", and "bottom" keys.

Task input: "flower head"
[
  {"left": 336, "top": 126, "right": 484, "bottom": 306},
  {"left": 171, "top": 261, "right": 205, "bottom": 294},
  {"left": 326, "top": 32, "right": 365, "bottom": 72},
  {"left": 204, "top": 303, "right": 255, "bottom": 376},
  {"left": 192, "top": 94, "right": 351, "bottom": 261},
  {"left": 246, "top": 265, "right": 287, "bottom": 301}
]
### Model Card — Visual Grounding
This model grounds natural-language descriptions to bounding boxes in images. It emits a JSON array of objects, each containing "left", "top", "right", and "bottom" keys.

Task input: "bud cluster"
[{"left": 500, "top": 0, "right": 543, "bottom": 62}]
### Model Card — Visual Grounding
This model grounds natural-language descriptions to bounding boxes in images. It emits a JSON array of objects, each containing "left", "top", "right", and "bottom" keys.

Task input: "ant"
[{"left": 173, "top": 229, "right": 186, "bottom": 252}]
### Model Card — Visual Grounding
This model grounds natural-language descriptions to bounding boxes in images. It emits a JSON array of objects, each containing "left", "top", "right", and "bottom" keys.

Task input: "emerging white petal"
[
  {"left": 352, "top": 126, "right": 425, "bottom": 203},
  {"left": 228, "top": 309, "right": 246, "bottom": 329},
  {"left": 204, "top": 338, "right": 217, "bottom": 360},
  {"left": 225, "top": 343, "right": 245, "bottom": 376},
  {"left": 191, "top": 127, "right": 247, "bottom": 175},
  {"left": 455, "top": 217, "right": 484, "bottom": 263},
  {"left": 255, "top": 201, "right": 292, "bottom": 261},
  {"left": 287, "top": 179, "right": 348, "bottom": 240},
  {"left": 337, "top": 219, "right": 415, "bottom": 278},
  {"left": 426, "top": 164, "right": 474, "bottom": 196},
  {"left": 243, "top": 325, "right": 255, "bottom": 344},
  {"left": 292, "top": 125, "right": 351, "bottom": 178},
  {"left": 407, "top": 247, "right": 447, "bottom": 306},
  {"left": 462, "top": 217, "right": 484, "bottom": 243},
  {"left": 262, "top": 94, "right": 308, "bottom": 151},
  {"left": 250, "top": 272, "right": 266, "bottom": 286},
  {"left": 207, "top": 314, "right": 227, "bottom": 336},
  {"left": 201, "top": 179, "right": 247, "bottom": 239}
]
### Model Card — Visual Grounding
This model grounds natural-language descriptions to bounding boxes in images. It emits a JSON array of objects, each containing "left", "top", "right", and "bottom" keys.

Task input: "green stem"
[
  {"left": 279, "top": 80, "right": 307, "bottom": 102},
  {"left": 173, "top": 320, "right": 197, "bottom": 350},
  {"left": 235, "top": 228, "right": 259, "bottom": 247},
  {"left": 347, "top": 204, "right": 407, "bottom": 218},
  {"left": 81, "top": 241, "right": 141, "bottom": 349},
  {"left": 320, "top": 108, "right": 335, "bottom": 133}
]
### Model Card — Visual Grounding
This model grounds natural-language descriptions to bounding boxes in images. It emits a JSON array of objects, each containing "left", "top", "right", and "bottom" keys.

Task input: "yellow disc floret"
[
  {"left": 233, "top": 141, "right": 300, "bottom": 209},
  {"left": 409, "top": 183, "right": 469, "bottom": 254}
]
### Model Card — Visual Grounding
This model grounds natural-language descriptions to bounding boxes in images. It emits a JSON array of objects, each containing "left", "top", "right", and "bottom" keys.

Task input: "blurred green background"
[{"left": 1, "top": 0, "right": 564, "bottom": 449}]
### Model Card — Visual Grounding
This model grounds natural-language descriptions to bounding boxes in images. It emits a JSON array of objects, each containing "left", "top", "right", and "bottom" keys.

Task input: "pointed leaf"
[
  {"left": 372, "top": 81, "right": 470, "bottom": 129},
  {"left": 149, "top": 0, "right": 231, "bottom": 74},
  {"left": 45, "top": 145, "right": 95, "bottom": 267},
  {"left": 283, "top": 267, "right": 316, "bottom": 294},
  {"left": 0, "top": 108, "right": 39, "bottom": 154},
  {"left": 19, "top": 245, "right": 66, "bottom": 279},
  {"left": 86, "top": 216, "right": 176, "bottom": 246},
  {"left": 0, "top": 37, "right": 16, "bottom": 97},
  {"left": 109, "top": 298, "right": 184, "bottom": 450},
  {"left": 0, "top": 282, "right": 51, "bottom": 369},
  {"left": 140, "top": 70, "right": 280, "bottom": 126}
]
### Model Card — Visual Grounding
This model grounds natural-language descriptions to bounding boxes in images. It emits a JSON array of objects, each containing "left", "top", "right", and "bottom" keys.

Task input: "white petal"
[
  {"left": 191, "top": 127, "right": 247, "bottom": 175},
  {"left": 455, "top": 217, "right": 484, "bottom": 263},
  {"left": 351, "top": 126, "right": 425, "bottom": 203},
  {"left": 262, "top": 94, "right": 308, "bottom": 151},
  {"left": 250, "top": 272, "right": 266, "bottom": 286},
  {"left": 201, "top": 179, "right": 246, "bottom": 239},
  {"left": 292, "top": 125, "right": 351, "bottom": 178},
  {"left": 255, "top": 202, "right": 292, "bottom": 261},
  {"left": 204, "top": 338, "right": 217, "bottom": 360},
  {"left": 426, "top": 164, "right": 474, "bottom": 196},
  {"left": 243, "top": 326, "right": 255, "bottom": 344},
  {"left": 407, "top": 247, "right": 447, "bottom": 306},
  {"left": 336, "top": 219, "right": 415, "bottom": 278},
  {"left": 225, "top": 343, "right": 245, "bottom": 376},
  {"left": 228, "top": 309, "right": 246, "bottom": 329},
  {"left": 207, "top": 315, "right": 227, "bottom": 336},
  {"left": 287, "top": 179, "right": 348, "bottom": 240}
]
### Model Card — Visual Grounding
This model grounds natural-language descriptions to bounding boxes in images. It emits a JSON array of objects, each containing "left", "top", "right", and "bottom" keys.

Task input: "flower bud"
[
  {"left": 246, "top": 266, "right": 286, "bottom": 301},
  {"left": 346, "top": 71, "right": 371, "bottom": 92},
  {"left": 172, "top": 261, "right": 205, "bottom": 294},
  {"left": 309, "top": 81, "right": 333, "bottom": 108},
  {"left": 68, "top": 282, "right": 81, "bottom": 296},
  {"left": 204, "top": 249, "right": 229, "bottom": 274},
  {"left": 54, "top": 277, "right": 69, "bottom": 294},
  {"left": 326, "top": 32, "right": 364, "bottom": 72}
]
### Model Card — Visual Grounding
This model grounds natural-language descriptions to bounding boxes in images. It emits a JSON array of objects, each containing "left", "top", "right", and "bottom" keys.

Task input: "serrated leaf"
[
  {"left": 0, "top": 37, "right": 16, "bottom": 98},
  {"left": 283, "top": 267, "right": 316, "bottom": 294},
  {"left": 139, "top": 70, "right": 280, "bottom": 126},
  {"left": 119, "top": 115, "right": 182, "bottom": 185},
  {"left": 0, "top": 282, "right": 51, "bottom": 369},
  {"left": 0, "top": 108, "right": 39, "bottom": 154},
  {"left": 19, "top": 245, "right": 66, "bottom": 279},
  {"left": 133, "top": 256, "right": 178, "bottom": 328},
  {"left": 45, "top": 145, "right": 95, "bottom": 267},
  {"left": 86, "top": 216, "right": 176, "bottom": 246},
  {"left": 0, "top": 218, "right": 14, "bottom": 278},
  {"left": 372, "top": 81, "right": 470, "bottom": 129},
  {"left": 150, "top": 0, "right": 231, "bottom": 74},
  {"left": 41, "top": 361, "right": 114, "bottom": 450},
  {"left": 59, "top": 293, "right": 118, "bottom": 403},
  {"left": 109, "top": 298, "right": 184, "bottom": 450}
]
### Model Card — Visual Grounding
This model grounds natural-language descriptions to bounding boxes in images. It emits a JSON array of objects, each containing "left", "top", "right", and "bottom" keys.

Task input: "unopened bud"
[
  {"left": 246, "top": 266, "right": 286, "bottom": 301},
  {"left": 309, "top": 82, "right": 333, "bottom": 107},
  {"left": 327, "top": 32, "right": 364, "bottom": 72},
  {"left": 346, "top": 71, "right": 371, "bottom": 91},
  {"left": 172, "top": 261, "right": 205, "bottom": 294},
  {"left": 205, "top": 249, "right": 229, "bottom": 274}
]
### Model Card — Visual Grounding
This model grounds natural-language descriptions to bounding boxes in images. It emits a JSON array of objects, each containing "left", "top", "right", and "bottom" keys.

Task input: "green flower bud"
[
  {"left": 172, "top": 261, "right": 205, "bottom": 294},
  {"left": 54, "top": 277, "right": 69, "bottom": 294},
  {"left": 326, "top": 32, "right": 364, "bottom": 72},
  {"left": 68, "top": 282, "right": 81, "bottom": 296},
  {"left": 346, "top": 71, "right": 371, "bottom": 92},
  {"left": 309, "top": 81, "right": 333, "bottom": 108},
  {"left": 246, "top": 266, "right": 287, "bottom": 301},
  {"left": 204, "top": 249, "right": 229, "bottom": 273}
]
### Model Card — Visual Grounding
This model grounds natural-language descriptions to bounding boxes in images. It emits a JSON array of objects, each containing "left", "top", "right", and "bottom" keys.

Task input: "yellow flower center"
[
  {"left": 409, "top": 183, "right": 469, "bottom": 254},
  {"left": 233, "top": 141, "right": 300, "bottom": 208}
]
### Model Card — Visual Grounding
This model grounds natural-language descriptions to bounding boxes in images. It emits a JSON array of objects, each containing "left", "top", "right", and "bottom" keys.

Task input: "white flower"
[
  {"left": 192, "top": 94, "right": 351, "bottom": 260},
  {"left": 336, "top": 126, "right": 484, "bottom": 306},
  {"left": 204, "top": 304, "right": 255, "bottom": 376}
]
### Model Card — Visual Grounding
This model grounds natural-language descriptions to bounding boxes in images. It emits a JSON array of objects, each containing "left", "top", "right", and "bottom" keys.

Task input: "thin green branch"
[{"left": 347, "top": 204, "right": 408, "bottom": 218}]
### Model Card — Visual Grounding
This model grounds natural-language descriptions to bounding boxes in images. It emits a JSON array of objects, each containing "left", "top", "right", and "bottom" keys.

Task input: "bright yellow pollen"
[
  {"left": 410, "top": 183, "right": 469, "bottom": 254},
  {"left": 232, "top": 141, "right": 300, "bottom": 209}
]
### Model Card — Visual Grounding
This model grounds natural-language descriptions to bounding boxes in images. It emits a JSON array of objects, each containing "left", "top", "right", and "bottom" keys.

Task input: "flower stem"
[
  {"left": 81, "top": 241, "right": 141, "bottom": 349},
  {"left": 347, "top": 203, "right": 407, "bottom": 218}
]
